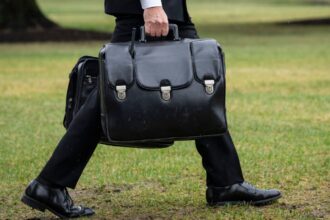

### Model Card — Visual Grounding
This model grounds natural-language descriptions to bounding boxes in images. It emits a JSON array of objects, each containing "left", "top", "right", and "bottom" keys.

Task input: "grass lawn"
[{"left": 0, "top": 0, "right": 329, "bottom": 219}]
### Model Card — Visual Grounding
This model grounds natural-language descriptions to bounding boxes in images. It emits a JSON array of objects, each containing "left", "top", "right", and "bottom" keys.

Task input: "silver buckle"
[
  {"left": 161, "top": 86, "right": 171, "bottom": 101},
  {"left": 116, "top": 85, "right": 127, "bottom": 100},
  {"left": 204, "top": 80, "right": 215, "bottom": 94}
]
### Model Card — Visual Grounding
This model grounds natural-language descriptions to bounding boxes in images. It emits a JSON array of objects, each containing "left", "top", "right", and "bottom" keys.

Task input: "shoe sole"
[
  {"left": 21, "top": 194, "right": 68, "bottom": 219},
  {"left": 208, "top": 194, "right": 282, "bottom": 207}
]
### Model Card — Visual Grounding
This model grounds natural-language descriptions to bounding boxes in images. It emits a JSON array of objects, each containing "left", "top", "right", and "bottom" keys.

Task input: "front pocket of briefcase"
[{"left": 106, "top": 81, "right": 227, "bottom": 142}]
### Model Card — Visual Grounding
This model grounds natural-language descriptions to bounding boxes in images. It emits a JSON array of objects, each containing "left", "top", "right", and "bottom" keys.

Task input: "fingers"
[
  {"left": 148, "top": 22, "right": 168, "bottom": 37},
  {"left": 146, "top": 23, "right": 157, "bottom": 37},
  {"left": 154, "top": 26, "right": 162, "bottom": 37},
  {"left": 161, "top": 22, "right": 169, "bottom": 37},
  {"left": 146, "top": 20, "right": 168, "bottom": 37},
  {"left": 145, "top": 24, "right": 152, "bottom": 37},
  {"left": 143, "top": 7, "right": 169, "bottom": 37}
]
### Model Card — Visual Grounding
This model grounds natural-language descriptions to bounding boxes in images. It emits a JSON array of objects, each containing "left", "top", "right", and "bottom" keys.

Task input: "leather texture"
[
  {"left": 63, "top": 56, "right": 174, "bottom": 148},
  {"left": 99, "top": 38, "right": 228, "bottom": 143},
  {"left": 21, "top": 180, "right": 94, "bottom": 218},
  {"left": 206, "top": 182, "right": 281, "bottom": 206}
]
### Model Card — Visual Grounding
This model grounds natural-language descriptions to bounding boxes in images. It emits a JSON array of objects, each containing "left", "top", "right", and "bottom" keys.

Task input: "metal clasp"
[
  {"left": 86, "top": 75, "right": 92, "bottom": 84},
  {"left": 204, "top": 80, "right": 215, "bottom": 94},
  {"left": 116, "top": 85, "right": 127, "bottom": 100},
  {"left": 161, "top": 86, "right": 171, "bottom": 101}
]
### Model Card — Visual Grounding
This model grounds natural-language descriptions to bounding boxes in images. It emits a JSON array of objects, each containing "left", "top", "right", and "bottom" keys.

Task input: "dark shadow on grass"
[
  {"left": 1, "top": 17, "right": 328, "bottom": 43},
  {"left": 277, "top": 17, "right": 330, "bottom": 26},
  {"left": 303, "top": 0, "right": 330, "bottom": 5},
  {"left": 0, "top": 27, "right": 111, "bottom": 43},
  {"left": 194, "top": 19, "right": 329, "bottom": 38}
]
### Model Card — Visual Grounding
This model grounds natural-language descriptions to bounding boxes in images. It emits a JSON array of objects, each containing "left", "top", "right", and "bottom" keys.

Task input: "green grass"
[{"left": 0, "top": 0, "right": 329, "bottom": 219}]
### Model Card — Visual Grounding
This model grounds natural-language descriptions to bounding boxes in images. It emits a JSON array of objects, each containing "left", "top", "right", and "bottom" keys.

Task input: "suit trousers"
[{"left": 38, "top": 17, "right": 244, "bottom": 189}]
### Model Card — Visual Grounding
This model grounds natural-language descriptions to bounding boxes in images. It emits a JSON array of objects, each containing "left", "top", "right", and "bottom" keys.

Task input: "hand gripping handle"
[{"left": 139, "top": 24, "right": 180, "bottom": 42}]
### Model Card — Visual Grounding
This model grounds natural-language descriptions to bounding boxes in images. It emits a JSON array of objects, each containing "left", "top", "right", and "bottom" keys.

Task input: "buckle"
[
  {"left": 116, "top": 85, "right": 127, "bottom": 100},
  {"left": 204, "top": 80, "right": 215, "bottom": 94},
  {"left": 160, "top": 86, "right": 171, "bottom": 101}
]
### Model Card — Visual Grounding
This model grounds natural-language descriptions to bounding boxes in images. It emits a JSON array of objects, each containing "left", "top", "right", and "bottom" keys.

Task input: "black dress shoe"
[
  {"left": 206, "top": 182, "right": 281, "bottom": 206},
  {"left": 21, "top": 179, "right": 95, "bottom": 218}
]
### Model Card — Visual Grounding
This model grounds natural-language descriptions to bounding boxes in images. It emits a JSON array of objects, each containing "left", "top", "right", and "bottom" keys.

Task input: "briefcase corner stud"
[
  {"left": 204, "top": 79, "right": 215, "bottom": 95},
  {"left": 116, "top": 85, "right": 127, "bottom": 100}
]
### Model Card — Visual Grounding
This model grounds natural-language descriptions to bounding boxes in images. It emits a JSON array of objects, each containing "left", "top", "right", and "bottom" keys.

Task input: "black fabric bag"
[
  {"left": 99, "top": 25, "right": 228, "bottom": 144},
  {"left": 63, "top": 56, "right": 174, "bottom": 148},
  {"left": 63, "top": 56, "right": 97, "bottom": 129}
]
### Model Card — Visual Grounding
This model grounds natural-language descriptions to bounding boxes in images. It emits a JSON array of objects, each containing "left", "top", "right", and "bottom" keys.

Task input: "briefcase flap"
[
  {"left": 134, "top": 42, "right": 193, "bottom": 90},
  {"left": 103, "top": 43, "right": 134, "bottom": 88},
  {"left": 190, "top": 39, "right": 223, "bottom": 83},
  {"left": 103, "top": 39, "right": 222, "bottom": 90}
]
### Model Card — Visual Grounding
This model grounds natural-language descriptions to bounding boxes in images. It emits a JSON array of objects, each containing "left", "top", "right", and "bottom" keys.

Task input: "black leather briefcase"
[
  {"left": 63, "top": 56, "right": 173, "bottom": 148},
  {"left": 99, "top": 25, "right": 227, "bottom": 143}
]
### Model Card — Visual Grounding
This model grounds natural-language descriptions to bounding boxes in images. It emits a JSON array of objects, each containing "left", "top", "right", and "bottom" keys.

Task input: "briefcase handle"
[{"left": 139, "top": 24, "right": 180, "bottom": 42}]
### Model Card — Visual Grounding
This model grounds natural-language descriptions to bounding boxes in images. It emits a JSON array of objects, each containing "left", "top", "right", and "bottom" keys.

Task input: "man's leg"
[
  {"left": 178, "top": 22, "right": 281, "bottom": 205},
  {"left": 195, "top": 131, "right": 244, "bottom": 187},
  {"left": 37, "top": 88, "right": 101, "bottom": 189},
  {"left": 176, "top": 23, "right": 244, "bottom": 186},
  {"left": 21, "top": 88, "right": 100, "bottom": 218},
  {"left": 22, "top": 16, "right": 145, "bottom": 218}
]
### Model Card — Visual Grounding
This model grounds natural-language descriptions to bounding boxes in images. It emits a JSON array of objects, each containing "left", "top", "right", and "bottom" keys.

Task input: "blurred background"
[{"left": 0, "top": 0, "right": 329, "bottom": 219}]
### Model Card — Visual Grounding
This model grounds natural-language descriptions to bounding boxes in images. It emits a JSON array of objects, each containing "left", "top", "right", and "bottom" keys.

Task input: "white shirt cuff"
[{"left": 140, "top": 0, "right": 162, "bottom": 9}]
